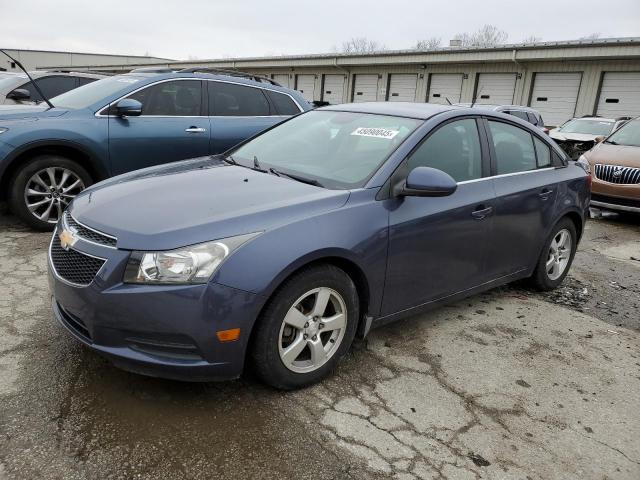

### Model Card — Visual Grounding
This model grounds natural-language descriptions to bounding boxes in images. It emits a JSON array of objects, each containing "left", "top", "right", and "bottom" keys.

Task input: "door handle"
[
  {"left": 471, "top": 206, "right": 493, "bottom": 220},
  {"left": 185, "top": 126, "right": 206, "bottom": 133},
  {"left": 538, "top": 188, "right": 554, "bottom": 200}
]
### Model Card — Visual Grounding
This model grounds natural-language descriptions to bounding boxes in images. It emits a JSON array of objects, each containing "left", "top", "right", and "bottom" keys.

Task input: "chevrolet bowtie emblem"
[{"left": 58, "top": 229, "right": 77, "bottom": 251}]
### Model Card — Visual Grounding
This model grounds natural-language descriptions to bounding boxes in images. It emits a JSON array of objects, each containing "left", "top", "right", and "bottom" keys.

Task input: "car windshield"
[
  {"left": 606, "top": 119, "right": 640, "bottom": 147},
  {"left": 49, "top": 75, "right": 144, "bottom": 109},
  {"left": 232, "top": 110, "right": 422, "bottom": 189},
  {"left": 559, "top": 119, "right": 614, "bottom": 135}
]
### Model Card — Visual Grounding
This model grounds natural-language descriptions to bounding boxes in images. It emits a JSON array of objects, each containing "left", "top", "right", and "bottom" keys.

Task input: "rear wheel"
[
  {"left": 9, "top": 155, "right": 92, "bottom": 230},
  {"left": 529, "top": 218, "right": 577, "bottom": 291},
  {"left": 251, "top": 265, "right": 359, "bottom": 390}
]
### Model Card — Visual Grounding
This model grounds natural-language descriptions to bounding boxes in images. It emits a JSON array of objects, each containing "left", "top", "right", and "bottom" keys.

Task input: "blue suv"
[{"left": 0, "top": 69, "right": 310, "bottom": 229}]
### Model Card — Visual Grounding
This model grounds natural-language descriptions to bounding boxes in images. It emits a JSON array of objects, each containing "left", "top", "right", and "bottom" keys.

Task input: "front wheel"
[
  {"left": 529, "top": 218, "right": 577, "bottom": 291},
  {"left": 9, "top": 155, "right": 92, "bottom": 231},
  {"left": 250, "top": 265, "right": 359, "bottom": 390}
]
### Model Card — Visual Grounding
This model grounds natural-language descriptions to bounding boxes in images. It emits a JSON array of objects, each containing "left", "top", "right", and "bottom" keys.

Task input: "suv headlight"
[
  {"left": 123, "top": 232, "right": 261, "bottom": 284},
  {"left": 576, "top": 154, "right": 590, "bottom": 173}
]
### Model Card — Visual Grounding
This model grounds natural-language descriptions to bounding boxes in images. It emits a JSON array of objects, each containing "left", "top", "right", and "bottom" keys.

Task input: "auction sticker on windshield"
[{"left": 351, "top": 127, "right": 399, "bottom": 139}]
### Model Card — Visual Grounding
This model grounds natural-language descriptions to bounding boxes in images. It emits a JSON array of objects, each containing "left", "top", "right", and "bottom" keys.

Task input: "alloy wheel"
[
  {"left": 546, "top": 228, "right": 572, "bottom": 281},
  {"left": 23, "top": 167, "right": 85, "bottom": 224},
  {"left": 278, "top": 287, "right": 347, "bottom": 373}
]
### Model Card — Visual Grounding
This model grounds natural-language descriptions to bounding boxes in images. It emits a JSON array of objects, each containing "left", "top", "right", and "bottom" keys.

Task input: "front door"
[
  {"left": 382, "top": 118, "right": 495, "bottom": 315},
  {"left": 108, "top": 80, "right": 210, "bottom": 175}
]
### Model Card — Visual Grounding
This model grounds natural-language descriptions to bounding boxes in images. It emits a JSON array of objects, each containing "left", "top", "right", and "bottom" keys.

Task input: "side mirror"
[
  {"left": 7, "top": 88, "right": 31, "bottom": 101},
  {"left": 393, "top": 166, "right": 458, "bottom": 197},
  {"left": 115, "top": 98, "right": 142, "bottom": 117},
  {"left": 594, "top": 136, "right": 605, "bottom": 143}
]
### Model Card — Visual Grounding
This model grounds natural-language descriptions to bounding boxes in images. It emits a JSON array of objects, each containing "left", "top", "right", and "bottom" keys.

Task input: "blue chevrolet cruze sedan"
[
  {"left": 0, "top": 69, "right": 309, "bottom": 230},
  {"left": 48, "top": 102, "right": 590, "bottom": 389}
]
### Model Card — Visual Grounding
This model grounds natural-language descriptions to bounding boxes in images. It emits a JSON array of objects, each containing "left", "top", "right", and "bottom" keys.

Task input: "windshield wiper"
[
  {"left": 604, "top": 140, "right": 618, "bottom": 145},
  {"left": 268, "top": 167, "right": 324, "bottom": 188},
  {"left": 221, "top": 154, "right": 237, "bottom": 165},
  {"left": 253, "top": 155, "right": 267, "bottom": 172}
]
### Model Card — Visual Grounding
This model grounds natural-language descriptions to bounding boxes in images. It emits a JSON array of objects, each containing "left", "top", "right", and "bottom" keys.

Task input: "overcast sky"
[{"left": 2, "top": 0, "right": 639, "bottom": 60}]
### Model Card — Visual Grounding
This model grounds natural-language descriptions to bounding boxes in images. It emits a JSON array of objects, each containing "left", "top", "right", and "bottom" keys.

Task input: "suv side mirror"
[
  {"left": 115, "top": 98, "right": 142, "bottom": 117},
  {"left": 393, "top": 166, "right": 458, "bottom": 197},
  {"left": 7, "top": 88, "right": 31, "bottom": 101},
  {"left": 594, "top": 135, "right": 605, "bottom": 143}
]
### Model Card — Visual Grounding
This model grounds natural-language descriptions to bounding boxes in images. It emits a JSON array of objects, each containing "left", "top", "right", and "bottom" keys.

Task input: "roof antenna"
[
  {"left": 470, "top": 87, "right": 483, "bottom": 109},
  {"left": 445, "top": 97, "right": 452, "bottom": 105},
  {"left": 0, "top": 49, "right": 55, "bottom": 109}
]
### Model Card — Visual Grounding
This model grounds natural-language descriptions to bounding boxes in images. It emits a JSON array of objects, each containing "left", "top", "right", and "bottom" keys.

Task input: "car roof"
[
  {"left": 319, "top": 101, "right": 458, "bottom": 119},
  {"left": 571, "top": 116, "right": 616, "bottom": 122},
  {"left": 455, "top": 103, "right": 540, "bottom": 113}
]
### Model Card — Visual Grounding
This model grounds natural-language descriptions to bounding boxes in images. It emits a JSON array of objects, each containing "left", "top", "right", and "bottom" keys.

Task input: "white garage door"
[
  {"left": 352, "top": 74, "right": 379, "bottom": 102},
  {"left": 295, "top": 74, "right": 316, "bottom": 101},
  {"left": 272, "top": 74, "right": 290, "bottom": 88},
  {"left": 428, "top": 74, "right": 463, "bottom": 104},
  {"left": 530, "top": 73, "right": 582, "bottom": 126},
  {"left": 322, "top": 74, "right": 346, "bottom": 104},
  {"left": 475, "top": 73, "right": 517, "bottom": 104},
  {"left": 388, "top": 74, "right": 417, "bottom": 102},
  {"left": 596, "top": 72, "right": 640, "bottom": 118}
]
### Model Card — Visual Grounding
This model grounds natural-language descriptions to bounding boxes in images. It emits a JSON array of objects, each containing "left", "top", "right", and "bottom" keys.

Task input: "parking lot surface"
[{"left": 0, "top": 205, "right": 639, "bottom": 480}]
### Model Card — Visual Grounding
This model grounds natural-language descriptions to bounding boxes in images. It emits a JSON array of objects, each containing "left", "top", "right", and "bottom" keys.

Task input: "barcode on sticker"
[{"left": 351, "top": 127, "right": 399, "bottom": 139}]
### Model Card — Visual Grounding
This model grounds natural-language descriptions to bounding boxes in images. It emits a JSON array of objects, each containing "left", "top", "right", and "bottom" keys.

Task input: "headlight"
[
  {"left": 0, "top": 127, "right": 7, "bottom": 134},
  {"left": 123, "top": 232, "right": 261, "bottom": 284},
  {"left": 576, "top": 154, "right": 590, "bottom": 173}
]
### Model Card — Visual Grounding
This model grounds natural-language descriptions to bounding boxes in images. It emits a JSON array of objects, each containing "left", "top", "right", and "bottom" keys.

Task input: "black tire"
[
  {"left": 250, "top": 264, "right": 359, "bottom": 390},
  {"left": 9, "top": 155, "right": 92, "bottom": 231},
  {"left": 529, "top": 218, "right": 577, "bottom": 291}
]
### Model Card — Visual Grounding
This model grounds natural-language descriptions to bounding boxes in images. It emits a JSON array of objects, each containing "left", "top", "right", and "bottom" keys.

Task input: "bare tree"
[
  {"left": 414, "top": 37, "right": 442, "bottom": 50},
  {"left": 580, "top": 32, "right": 601, "bottom": 40},
  {"left": 522, "top": 35, "right": 542, "bottom": 43},
  {"left": 340, "top": 37, "right": 386, "bottom": 54},
  {"left": 453, "top": 25, "right": 508, "bottom": 47}
]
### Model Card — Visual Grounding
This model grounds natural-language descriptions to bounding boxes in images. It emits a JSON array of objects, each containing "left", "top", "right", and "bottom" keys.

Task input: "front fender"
[{"left": 213, "top": 189, "right": 389, "bottom": 317}]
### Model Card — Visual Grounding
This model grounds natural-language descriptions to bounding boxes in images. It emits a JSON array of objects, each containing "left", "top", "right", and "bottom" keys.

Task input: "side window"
[
  {"left": 264, "top": 90, "right": 300, "bottom": 115},
  {"left": 407, "top": 119, "right": 483, "bottom": 182},
  {"left": 77, "top": 77, "right": 98, "bottom": 87},
  {"left": 488, "top": 121, "right": 537, "bottom": 175},
  {"left": 533, "top": 137, "right": 551, "bottom": 167},
  {"left": 126, "top": 80, "right": 202, "bottom": 116},
  {"left": 208, "top": 81, "right": 270, "bottom": 116},
  {"left": 15, "top": 76, "right": 78, "bottom": 102},
  {"left": 509, "top": 110, "right": 529, "bottom": 122},
  {"left": 526, "top": 112, "right": 539, "bottom": 126}
]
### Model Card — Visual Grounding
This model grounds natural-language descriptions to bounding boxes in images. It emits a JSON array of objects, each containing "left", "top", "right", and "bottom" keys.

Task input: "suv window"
[
  {"left": 209, "top": 81, "right": 270, "bottom": 116},
  {"left": 507, "top": 110, "right": 529, "bottom": 122},
  {"left": 125, "top": 80, "right": 202, "bottom": 116},
  {"left": 407, "top": 119, "right": 482, "bottom": 182},
  {"left": 264, "top": 89, "right": 300, "bottom": 115},
  {"left": 15, "top": 76, "right": 78, "bottom": 102},
  {"left": 488, "top": 121, "right": 537, "bottom": 175},
  {"left": 526, "top": 112, "right": 539, "bottom": 126}
]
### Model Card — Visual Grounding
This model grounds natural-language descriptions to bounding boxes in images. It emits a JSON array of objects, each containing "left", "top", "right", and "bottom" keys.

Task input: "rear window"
[
  {"left": 559, "top": 119, "right": 614, "bottom": 136},
  {"left": 265, "top": 90, "right": 301, "bottom": 115}
]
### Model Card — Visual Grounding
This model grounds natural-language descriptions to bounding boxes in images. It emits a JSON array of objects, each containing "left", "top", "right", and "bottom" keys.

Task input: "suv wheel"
[
  {"left": 251, "top": 265, "right": 359, "bottom": 390},
  {"left": 529, "top": 218, "right": 577, "bottom": 291},
  {"left": 9, "top": 155, "right": 92, "bottom": 231}
]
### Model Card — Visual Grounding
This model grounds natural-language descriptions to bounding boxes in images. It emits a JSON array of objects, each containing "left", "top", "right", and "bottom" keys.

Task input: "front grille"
[
  {"left": 594, "top": 164, "right": 640, "bottom": 185},
  {"left": 63, "top": 211, "right": 117, "bottom": 248},
  {"left": 50, "top": 233, "right": 106, "bottom": 286}
]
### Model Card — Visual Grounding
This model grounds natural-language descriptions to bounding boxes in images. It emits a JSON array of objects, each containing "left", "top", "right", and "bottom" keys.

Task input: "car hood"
[
  {"left": 584, "top": 142, "right": 640, "bottom": 167},
  {"left": 0, "top": 104, "right": 68, "bottom": 121},
  {"left": 549, "top": 130, "right": 598, "bottom": 142},
  {"left": 69, "top": 157, "right": 350, "bottom": 251}
]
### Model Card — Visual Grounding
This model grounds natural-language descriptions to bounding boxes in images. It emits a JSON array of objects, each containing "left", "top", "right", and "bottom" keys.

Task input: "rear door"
[
  {"left": 383, "top": 117, "right": 495, "bottom": 315},
  {"left": 484, "top": 118, "right": 560, "bottom": 279},
  {"left": 208, "top": 81, "right": 293, "bottom": 154},
  {"left": 108, "top": 79, "right": 209, "bottom": 175}
]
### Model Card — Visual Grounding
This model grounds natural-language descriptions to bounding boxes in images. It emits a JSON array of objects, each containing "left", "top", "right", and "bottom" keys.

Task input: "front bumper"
[
  {"left": 48, "top": 229, "right": 266, "bottom": 382},
  {"left": 590, "top": 193, "right": 640, "bottom": 213}
]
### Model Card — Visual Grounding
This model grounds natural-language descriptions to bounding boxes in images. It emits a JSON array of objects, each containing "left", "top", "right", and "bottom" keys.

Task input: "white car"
[
  {"left": 549, "top": 116, "right": 631, "bottom": 159},
  {"left": 0, "top": 70, "right": 107, "bottom": 105}
]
